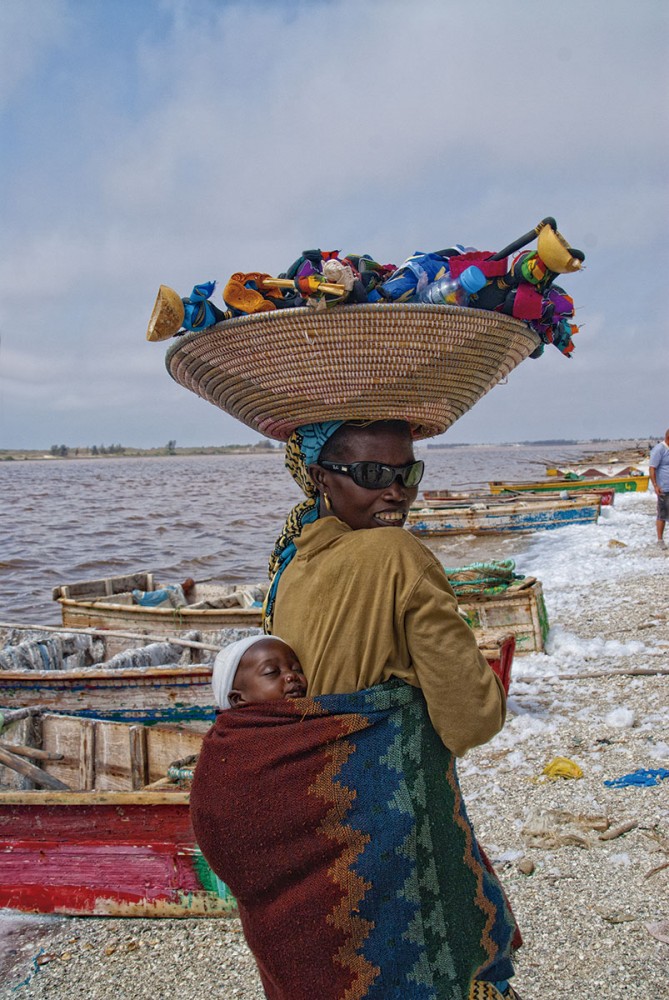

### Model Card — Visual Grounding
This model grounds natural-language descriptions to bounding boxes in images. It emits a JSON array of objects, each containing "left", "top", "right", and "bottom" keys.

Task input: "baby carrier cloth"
[{"left": 190, "top": 680, "right": 521, "bottom": 1000}]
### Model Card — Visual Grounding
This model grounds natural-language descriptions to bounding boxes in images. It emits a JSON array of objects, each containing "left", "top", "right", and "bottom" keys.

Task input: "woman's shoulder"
[
  {"left": 349, "top": 525, "right": 441, "bottom": 567},
  {"left": 299, "top": 518, "right": 442, "bottom": 574}
]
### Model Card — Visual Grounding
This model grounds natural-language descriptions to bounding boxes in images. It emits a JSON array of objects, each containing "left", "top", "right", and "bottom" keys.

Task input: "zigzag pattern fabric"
[{"left": 190, "top": 681, "right": 520, "bottom": 999}]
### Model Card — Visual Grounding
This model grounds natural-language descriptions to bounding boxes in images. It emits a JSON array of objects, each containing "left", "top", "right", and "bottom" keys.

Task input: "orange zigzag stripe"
[{"left": 308, "top": 715, "right": 380, "bottom": 1000}]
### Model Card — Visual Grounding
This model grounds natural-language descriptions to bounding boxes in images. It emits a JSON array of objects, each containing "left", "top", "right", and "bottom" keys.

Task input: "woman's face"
[{"left": 310, "top": 423, "right": 419, "bottom": 531}]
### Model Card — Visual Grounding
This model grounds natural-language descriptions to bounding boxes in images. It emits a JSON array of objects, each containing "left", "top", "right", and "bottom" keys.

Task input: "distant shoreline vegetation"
[
  {"left": 426, "top": 437, "right": 653, "bottom": 449},
  {"left": 1, "top": 437, "right": 653, "bottom": 461},
  {"left": 0, "top": 440, "right": 283, "bottom": 461}
]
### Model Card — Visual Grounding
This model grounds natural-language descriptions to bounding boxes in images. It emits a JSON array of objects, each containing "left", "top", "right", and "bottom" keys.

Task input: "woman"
[
  {"left": 266, "top": 419, "right": 506, "bottom": 757},
  {"left": 192, "top": 418, "right": 521, "bottom": 1000}
]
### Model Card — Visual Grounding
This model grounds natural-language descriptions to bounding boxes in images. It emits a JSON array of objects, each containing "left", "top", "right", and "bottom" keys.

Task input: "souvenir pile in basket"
[{"left": 151, "top": 217, "right": 585, "bottom": 439}]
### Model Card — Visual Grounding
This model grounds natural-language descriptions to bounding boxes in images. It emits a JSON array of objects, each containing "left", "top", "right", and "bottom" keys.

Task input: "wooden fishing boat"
[
  {"left": 0, "top": 628, "right": 224, "bottom": 724},
  {"left": 0, "top": 663, "right": 218, "bottom": 725},
  {"left": 0, "top": 711, "right": 233, "bottom": 917},
  {"left": 53, "top": 571, "right": 266, "bottom": 633},
  {"left": 489, "top": 474, "right": 649, "bottom": 495},
  {"left": 0, "top": 623, "right": 515, "bottom": 719},
  {"left": 407, "top": 494, "right": 602, "bottom": 536},
  {"left": 457, "top": 577, "right": 548, "bottom": 654},
  {"left": 545, "top": 461, "right": 648, "bottom": 478},
  {"left": 422, "top": 488, "right": 615, "bottom": 505}
]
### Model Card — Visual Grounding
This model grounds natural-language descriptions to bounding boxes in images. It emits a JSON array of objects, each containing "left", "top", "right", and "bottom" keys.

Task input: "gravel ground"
[{"left": 2, "top": 566, "right": 667, "bottom": 998}]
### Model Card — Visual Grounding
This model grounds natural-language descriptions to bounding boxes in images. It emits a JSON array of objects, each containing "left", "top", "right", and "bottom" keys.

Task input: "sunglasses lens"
[
  {"left": 353, "top": 461, "right": 424, "bottom": 489},
  {"left": 404, "top": 461, "right": 424, "bottom": 487},
  {"left": 355, "top": 463, "right": 393, "bottom": 489}
]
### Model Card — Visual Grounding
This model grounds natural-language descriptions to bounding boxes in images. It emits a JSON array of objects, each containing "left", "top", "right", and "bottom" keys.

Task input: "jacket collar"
[{"left": 295, "top": 516, "right": 352, "bottom": 557}]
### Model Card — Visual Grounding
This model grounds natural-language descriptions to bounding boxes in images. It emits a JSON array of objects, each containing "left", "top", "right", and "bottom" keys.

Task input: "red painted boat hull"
[{"left": 0, "top": 794, "right": 235, "bottom": 917}]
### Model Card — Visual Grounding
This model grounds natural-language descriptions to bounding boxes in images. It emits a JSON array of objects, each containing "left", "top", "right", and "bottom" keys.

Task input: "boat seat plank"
[{"left": 52, "top": 572, "right": 154, "bottom": 602}]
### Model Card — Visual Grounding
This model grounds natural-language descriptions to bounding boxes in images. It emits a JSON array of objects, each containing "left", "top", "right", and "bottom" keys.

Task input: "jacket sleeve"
[{"left": 401, "top": 558, "right": 506, "bottom": 756}]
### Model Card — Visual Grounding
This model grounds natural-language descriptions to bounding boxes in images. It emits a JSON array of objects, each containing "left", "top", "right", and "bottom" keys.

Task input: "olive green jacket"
[{"left": 272, "top": 516, "right": 505, "bottom": 756}]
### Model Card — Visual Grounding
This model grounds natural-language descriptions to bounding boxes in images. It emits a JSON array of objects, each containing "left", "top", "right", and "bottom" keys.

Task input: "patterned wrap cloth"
[
  {"left": 190, "top": 680, "right": 521, "bottom": 1000},
  {"left": 263, "top": 421, "right": 343, "bottom": 632}
]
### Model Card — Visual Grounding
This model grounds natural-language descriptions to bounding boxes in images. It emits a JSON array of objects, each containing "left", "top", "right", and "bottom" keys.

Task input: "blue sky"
[{"left": 1, "top": 0, "right": 667, "bottom": 448}]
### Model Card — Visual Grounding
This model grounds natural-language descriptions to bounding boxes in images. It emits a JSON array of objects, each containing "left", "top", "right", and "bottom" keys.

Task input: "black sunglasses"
[{"left": 319, "top": 459, "right": 425, "bottom": 490}]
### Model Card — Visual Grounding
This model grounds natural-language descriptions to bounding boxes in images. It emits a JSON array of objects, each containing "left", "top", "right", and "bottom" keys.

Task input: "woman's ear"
[
  {"left": 228, "top": 689, "right": 245, "bottom": 708},
  {"left": 308, "top": 463, "right": 326, "bottom": 489}
]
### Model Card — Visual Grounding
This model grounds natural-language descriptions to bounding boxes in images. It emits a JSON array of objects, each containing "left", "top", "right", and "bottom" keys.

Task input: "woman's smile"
[{"left": 373, "top": 507, "right": 409, "bottom": 525}]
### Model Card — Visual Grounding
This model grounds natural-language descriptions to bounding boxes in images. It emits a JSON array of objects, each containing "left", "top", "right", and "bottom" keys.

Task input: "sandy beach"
[{"left": 1, "top": 492, "right": 667, "bottom": 999}]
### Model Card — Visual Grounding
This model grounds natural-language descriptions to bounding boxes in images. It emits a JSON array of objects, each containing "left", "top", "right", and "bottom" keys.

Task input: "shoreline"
[{"left": 0, "top": 437, "right": 653, "bottom": 464}]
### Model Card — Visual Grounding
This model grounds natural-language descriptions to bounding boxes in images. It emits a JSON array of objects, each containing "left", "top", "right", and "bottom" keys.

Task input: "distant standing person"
[{"left": 649, "top": 428, "right": 669, "bottom": 549}]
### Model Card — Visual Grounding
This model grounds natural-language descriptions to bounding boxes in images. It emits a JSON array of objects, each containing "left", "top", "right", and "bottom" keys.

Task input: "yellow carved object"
[{"left": 146, "top": 285, "right": 185, "bottom": 342}]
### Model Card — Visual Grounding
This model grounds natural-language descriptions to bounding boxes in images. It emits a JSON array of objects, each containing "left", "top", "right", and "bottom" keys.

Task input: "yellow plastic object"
[
  {"left": 542, "top": 756, "right": 584, "bottom": 780},
  {"left": 146, "top": 285, "right": 186, "bottom": 341},
  {"left": 537, "top": 223, "right": 582, "bottom": 274}
]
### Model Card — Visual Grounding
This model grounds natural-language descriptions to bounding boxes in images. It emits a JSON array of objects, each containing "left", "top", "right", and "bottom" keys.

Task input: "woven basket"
[{"left": 165, "top": 304, "right": 540, "bottom": 441}]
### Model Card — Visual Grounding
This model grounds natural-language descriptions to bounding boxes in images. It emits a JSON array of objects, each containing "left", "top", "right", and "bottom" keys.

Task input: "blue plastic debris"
[{"left": 604, "top": 768, "right": 669, "bottom": 788}]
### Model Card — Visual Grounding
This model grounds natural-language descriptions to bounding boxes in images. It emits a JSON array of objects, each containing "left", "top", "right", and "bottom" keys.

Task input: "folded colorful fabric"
[{"left": 191, "top": 680, "right": 521, "bottom": 999}]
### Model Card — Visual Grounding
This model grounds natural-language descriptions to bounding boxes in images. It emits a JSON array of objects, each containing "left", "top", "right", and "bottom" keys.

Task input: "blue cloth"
[
  {"left": 296, "top": 420, "right": 344, "bottom": 467},
  {"left": 650, "top": 442, "right": 669, "bottom": 491},
  {"left": 264, "top": 421, "right": 344, "bottom": 632},
  {"left": 182, "top": 281, "right": 219, "bottom": 332},
  {"left": 380, "top": 252, "right": 450, "bottom": 302},
  {"left": 604, "top": 768, "right": 669, "bottom": 788},
  {"left": 131, "top": 584, "right": 185, "bottom": 608}
]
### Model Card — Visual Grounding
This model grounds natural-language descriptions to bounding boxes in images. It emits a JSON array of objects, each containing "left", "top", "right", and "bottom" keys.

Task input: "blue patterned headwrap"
[{"left": 263, "top": 421, "right": 343, "bottom": 632}]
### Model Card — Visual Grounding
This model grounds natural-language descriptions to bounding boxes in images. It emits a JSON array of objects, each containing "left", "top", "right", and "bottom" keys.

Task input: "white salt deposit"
[
  {"left": 649, "top": 740, "right": 669, "bottom": 760},
  {"left": 604, "top": 707, "right": 637, "bottom": 728},
  {"left": 514, "top": 492, "right": 669, "bottom": 616}
]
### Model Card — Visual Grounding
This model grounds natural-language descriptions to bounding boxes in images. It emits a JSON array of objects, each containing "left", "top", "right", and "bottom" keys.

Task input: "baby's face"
[{"left": 229, "top": 638, "right": 307, "bottom": 707}]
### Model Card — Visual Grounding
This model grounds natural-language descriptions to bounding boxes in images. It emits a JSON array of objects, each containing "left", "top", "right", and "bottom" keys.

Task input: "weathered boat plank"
[
  {"left": 458, "top": 579, "right": 548, "bottom": 653},
  {"left": 0, "top": 797, "right": 234, "bottom": 917}
]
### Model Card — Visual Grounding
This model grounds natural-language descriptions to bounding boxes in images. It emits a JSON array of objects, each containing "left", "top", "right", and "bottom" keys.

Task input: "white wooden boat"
[
  {"left": 457, "top": 578, "right": 548, "bottom": 653},
  {"left": 52, "top": 571, "right": 266, "bottom": 633},
  {"left": 0, "top": 623, "right": 515, "bottom": 718},
  {"left": 407, "top": 493, "right": 602, "bottom": 536},
  {"left": 0, "top": 628, "right": 223, "bottom": 724}
]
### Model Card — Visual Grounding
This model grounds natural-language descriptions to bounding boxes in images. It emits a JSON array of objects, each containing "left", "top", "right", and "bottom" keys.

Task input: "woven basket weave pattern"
[{"left": 166, "top": 304, "right": 539, "bottom": 440}]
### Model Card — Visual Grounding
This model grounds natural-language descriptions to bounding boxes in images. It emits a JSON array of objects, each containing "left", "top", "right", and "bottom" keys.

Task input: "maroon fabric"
[
  {"left": 448, "top": 252, "right": 508, "bottom": 279},
  {"left": 511, "top": 283, "right": 543, "bottom": 320},
  {"left": 190, "top": 702, "right": 369, "bottom": 999}
]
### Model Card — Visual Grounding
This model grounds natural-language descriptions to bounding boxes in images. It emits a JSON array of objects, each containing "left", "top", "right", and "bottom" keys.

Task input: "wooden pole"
[
  {"left": 515, "top": 667, "right": 669, "bottom": 682},
  {"left": 0, "top": 746, "right": 71, "bottom": 790},
  {"left": 0, "top": 707, "right": 45, "bottom": 726},
  {"left": 0, "top": 742, "right": 63, "bottom": 762}
]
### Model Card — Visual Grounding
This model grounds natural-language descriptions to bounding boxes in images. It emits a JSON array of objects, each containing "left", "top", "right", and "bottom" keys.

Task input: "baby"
[{"left": 212, "top": 635, "right": 307, "bottom": 710}]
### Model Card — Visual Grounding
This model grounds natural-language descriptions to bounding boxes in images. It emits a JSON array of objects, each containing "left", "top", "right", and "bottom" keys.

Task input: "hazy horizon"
[{"left": 2, "top": 434, "right": 657, "bottom": 456}]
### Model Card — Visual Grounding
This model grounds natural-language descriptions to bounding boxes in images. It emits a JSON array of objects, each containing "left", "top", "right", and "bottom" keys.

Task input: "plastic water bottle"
[{"left": 418, "top": 265, "right": 486, "bottom": 306}]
